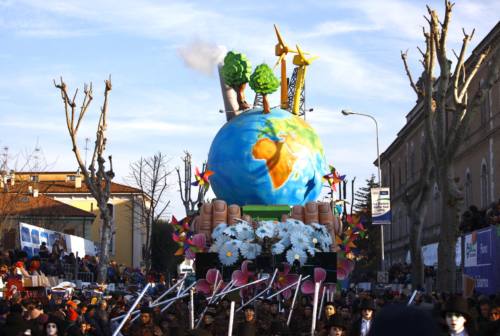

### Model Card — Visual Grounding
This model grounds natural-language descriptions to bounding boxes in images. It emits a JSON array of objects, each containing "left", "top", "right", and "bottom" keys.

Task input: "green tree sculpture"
[
  {"left": 221, "top": 51, "right": 252, "bottom": 111},
  {"left": 249, "top": 64, "right": 280, "bottom": 114}
]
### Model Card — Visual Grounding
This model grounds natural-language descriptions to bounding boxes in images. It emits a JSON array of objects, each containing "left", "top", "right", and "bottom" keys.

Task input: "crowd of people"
[
  {"left": 0, "top": 271, "right": 499, "bottom": 335},
  {"left": 0, "top": 247, "right": 147, "bottom": 287},
  {"left": 460, "top": 199, "right": 500, "bottom": 234}
]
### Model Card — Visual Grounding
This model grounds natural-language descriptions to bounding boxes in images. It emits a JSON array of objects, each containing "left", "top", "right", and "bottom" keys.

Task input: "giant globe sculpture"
[{"left": 207, "top": 107, "right": 327, "bottom": 206}]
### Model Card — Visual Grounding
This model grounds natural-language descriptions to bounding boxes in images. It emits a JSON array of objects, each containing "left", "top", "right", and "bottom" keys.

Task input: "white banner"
[
  {"left": 19, "top": 222, "right": 96, "bottom": 258},
  {"left": 371, "top": 187, "right": 391, "bottom": 225}
]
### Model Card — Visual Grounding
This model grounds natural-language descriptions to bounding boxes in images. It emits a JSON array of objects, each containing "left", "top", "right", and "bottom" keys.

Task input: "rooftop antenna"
[
  {"left": 33, "top": 145, "right": 41, "bottom": 171},
  {"left": 1, "top": 146, "right": 8, "bottom": 172}
]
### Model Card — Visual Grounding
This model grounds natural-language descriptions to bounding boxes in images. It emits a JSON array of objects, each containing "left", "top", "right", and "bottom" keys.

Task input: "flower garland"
[{"left": 209, "top": 219, "right": 332, "bottom": 266}]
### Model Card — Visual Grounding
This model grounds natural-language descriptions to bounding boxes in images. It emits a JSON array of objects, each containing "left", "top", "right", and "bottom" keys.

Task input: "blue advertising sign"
[
  {"left": 371, "top": 187, "right": 391, "bottom": 225},
  {"left": 464, "top": 227, "right": 499, "bottom": 295}
]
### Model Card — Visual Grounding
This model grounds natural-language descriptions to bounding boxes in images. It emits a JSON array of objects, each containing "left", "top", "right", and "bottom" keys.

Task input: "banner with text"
[
  {"left": 463, "top": 227, "right": 499, "bottom": 295},
  {"left": 371, "top": 187, "right": 391, "bottom": 225}
]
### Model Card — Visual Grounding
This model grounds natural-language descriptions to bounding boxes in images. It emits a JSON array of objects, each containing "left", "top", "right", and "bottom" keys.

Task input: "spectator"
[{"left": 39, "top": 242, "right": 50, "bottom": 259}]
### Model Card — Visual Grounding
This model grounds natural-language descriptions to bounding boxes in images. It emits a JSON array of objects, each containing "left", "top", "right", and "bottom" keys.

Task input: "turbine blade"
[
  {"left": 306, "top": 56, "right": 319, "bottom": 64},
  {"left": 274, "top": 24, "right": 285, "bottom": 46},
  {"left": 296, "top": 44, "right": 305, "bottom": 60},
  {"left": 274, "top": 54, "right": 285, "bottom": 69}
]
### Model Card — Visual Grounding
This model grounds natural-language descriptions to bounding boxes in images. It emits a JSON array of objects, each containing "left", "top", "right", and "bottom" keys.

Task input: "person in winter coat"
[
  {"left": 0, "top": 304, "right": 29, "bottom": 336},
  {"left": 126, "top": 307, "right": 163, "bottom": 336}
]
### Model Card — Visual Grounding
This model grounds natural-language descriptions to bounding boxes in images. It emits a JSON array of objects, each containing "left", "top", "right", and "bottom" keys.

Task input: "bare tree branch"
[{"left": 401, "top": 50, "right": 420, "bottom": 96}]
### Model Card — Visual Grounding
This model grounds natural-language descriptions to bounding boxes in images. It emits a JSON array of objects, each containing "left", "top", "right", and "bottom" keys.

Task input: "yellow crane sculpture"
[
  {"left": 291, "top": 44, "right": 318, "bottom": 115},
  {"left": 273, "top": 24, "right": 298, "bottom": 110}
]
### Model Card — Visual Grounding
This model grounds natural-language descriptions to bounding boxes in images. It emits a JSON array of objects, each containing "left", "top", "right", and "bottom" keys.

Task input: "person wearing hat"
[
  {"left": 326, "top": 315, "right": 348, "bottom": 336},
  {"left": 443, "top": 296, "right": 475, "bottom": 336},
  {"left": 318, "top": 301, "right": 337, "bottom": 334},
  {"left": 349, "top": 299, "right": 375, "bottom": 336},
  {"left": 43, "top": 316, "right": 63, "bottom": 336},
  {"left": 65, "top": 300, "right": 79, "bottom": 326},
  {"left": 27, "top": 301, "right": 49, "bottom": 336},
  {"left": 236, "top": 305, "right": 259, "bottom": 336}
]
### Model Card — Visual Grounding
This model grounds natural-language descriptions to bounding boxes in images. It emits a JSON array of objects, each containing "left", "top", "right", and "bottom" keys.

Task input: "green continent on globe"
[{"left": 207, "top": 108, "right": 327, "bottom": 206}]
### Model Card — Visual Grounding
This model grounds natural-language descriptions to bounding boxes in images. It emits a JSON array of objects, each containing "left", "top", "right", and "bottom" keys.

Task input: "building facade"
[
  {"left": 1, "top": 171, "right": 148, "bottom": 268},
  {"left": 379, "top": 22, "right": 500, "bottom": 265}
]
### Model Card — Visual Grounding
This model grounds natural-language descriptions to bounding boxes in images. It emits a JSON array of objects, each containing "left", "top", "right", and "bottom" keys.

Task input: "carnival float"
[{"left": 169, "top": 25, "right": 368, "bottom": 326}]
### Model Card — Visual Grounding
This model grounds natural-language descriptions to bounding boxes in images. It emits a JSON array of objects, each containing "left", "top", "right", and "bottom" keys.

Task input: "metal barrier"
[
  {"left": 62, "top": 263, "right": 77, "bottom": 280},
  {"left": 77, "top": 272, "right": 94, "bottom": 283}
]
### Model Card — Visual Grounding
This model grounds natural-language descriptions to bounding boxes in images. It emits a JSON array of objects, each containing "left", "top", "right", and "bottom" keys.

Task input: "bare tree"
[
  {"left": 401, "top": 139, "right": 432, "bottom": 289},
  {"left": 401, "top": 1, "right": 499, "bottom": 291},
  {"left": 129, "top": 152, "right": 172, "bottom": 271},
  {"left": 176, "top": 152, "right": 209, "bottom": 217},
  {"left": 0, "top": 146, "right": 48, "bottom": 236},
  {"left": 54, "top": 77, "right": 114, "bottom": 283}
]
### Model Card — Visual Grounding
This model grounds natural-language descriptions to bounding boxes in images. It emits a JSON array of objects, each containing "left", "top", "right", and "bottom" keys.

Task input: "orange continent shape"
[{"left": 252, "top": 136, "right": 298, "bottom": 189}]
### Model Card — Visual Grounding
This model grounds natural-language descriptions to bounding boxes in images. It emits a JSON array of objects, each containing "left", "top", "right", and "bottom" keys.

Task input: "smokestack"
[
  {"left": 75, "top": 174, "right": 82, "bottom": 189},
  {"left": 217, "top": 64, "right": 240, "bottom": 122}
]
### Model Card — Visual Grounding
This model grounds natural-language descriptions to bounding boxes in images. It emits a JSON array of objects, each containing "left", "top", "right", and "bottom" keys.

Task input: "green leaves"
[
  {"left": 221, "top": 51, "right": 252, "bottom": 87},
  {"left": 249, "top": 63, "right": 280, "bottom": 95}
]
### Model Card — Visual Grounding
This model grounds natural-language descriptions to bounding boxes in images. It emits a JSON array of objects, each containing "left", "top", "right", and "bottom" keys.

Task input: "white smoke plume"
[{"left": 177, "top": 39, "right": 227, "bottom": 76}]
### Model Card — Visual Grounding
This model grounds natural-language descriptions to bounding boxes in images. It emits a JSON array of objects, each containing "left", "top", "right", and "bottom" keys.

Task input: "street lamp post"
[{"left": 341, "top": 110, "right": 385, "bottom": 272}]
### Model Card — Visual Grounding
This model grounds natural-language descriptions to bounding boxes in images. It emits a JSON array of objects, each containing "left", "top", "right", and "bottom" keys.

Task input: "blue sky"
[{"left": 1, "top": 0, "right": 499, "bottom": 217}]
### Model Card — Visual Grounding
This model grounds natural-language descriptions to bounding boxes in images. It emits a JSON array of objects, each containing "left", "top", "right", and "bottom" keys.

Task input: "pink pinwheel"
[
  {"left": 301, "top": 267, "right": 326, "bottom": 295},
  {"left": 274, "top": 263, "right": 299, "bottom": 299},
  {"left": 196, "top": 268, "right": 222, "bottom": 295},
  {"left": 336, "top": 258, "right": 355, "bottom": 281}
]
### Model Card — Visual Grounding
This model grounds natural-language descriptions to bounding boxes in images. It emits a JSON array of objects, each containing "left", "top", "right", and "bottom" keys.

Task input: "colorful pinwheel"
[
  {"left": 191, "top": 167, "right": 214, "bottom": 187},
  {"left": 336, "top": 258, "right": 355, "bottom": 281},
  {"left": 323, "top": 165, "right": 346, "bottom": 191},
  {"left": 335, "top": 214, "right": 367, "bottom": 259},
  {"left": 171, "top": 216, "right": 206, "bottom": 259}
]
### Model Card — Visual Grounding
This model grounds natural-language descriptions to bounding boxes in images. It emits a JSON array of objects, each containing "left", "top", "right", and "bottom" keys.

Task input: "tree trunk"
[
  {"left": 97, "top": 211, "right": 112, "bottom": 283},
  {"left": 437, "top": 166, "right": 457, "bottom": 293},
  {"left": 236, "top": 83, "right": 250, "bottom": 110},
  {"left": 144, "top": 216, "right": 152, "bottom": 271},
  {"left": 409, "top": 213, "right": 424, "bottom": 289},
  {"left": 263, "top": 95, "right": 270, "bottom": 114}
]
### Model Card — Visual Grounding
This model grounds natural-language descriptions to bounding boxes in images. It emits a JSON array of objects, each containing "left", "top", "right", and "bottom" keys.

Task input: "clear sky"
[{"left": 1, "top": 0, "right": 498, "bottom": 217}]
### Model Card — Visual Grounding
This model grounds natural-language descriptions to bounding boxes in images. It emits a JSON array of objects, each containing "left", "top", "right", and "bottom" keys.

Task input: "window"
[
  {"left": 68, "top": 175, "right": 76, "bottom": 181},
  {"left": 480, "top": 161, "right": 489, "bottom": 208},
  {"left": 465, "top": 170, "right": 472, "bottom": 207},
  {"left": 30, "top": 175, "right": 39, "bottom": 182}
]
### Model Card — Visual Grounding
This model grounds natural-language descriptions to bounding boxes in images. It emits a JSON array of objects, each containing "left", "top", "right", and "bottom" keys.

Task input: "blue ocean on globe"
[{"left": 207, "top": 107, "right": 327, "bottom": 206}]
